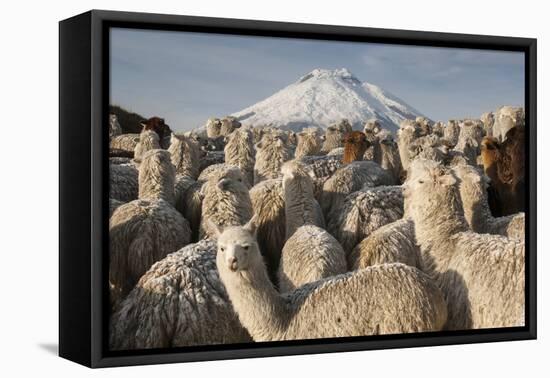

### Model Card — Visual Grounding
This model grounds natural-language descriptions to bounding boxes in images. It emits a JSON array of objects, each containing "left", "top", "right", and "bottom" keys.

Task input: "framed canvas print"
[{"left": 59, "top": 10, "right": 537, "bottom": 368}]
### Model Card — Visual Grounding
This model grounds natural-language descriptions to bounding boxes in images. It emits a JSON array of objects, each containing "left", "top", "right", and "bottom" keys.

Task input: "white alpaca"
[
  {"left": 254, "top": 130, "right": 292, "bottom": 184},
  {"left": 134, "top": 130, "right": 161, "bottom": 163},
  {"left": 224, "top": 128, "right": 255, "bottom": 186},
  {"left": 168, "top": 133, "right": 201, "bottom": 179},
  {"left": 320, "top": 161, "right": 393, "bottom": 221},
  {"left": 295, "top": 127, "right": 323, "bottom": 159},
  {"left": 278, "top": 224, "right": 347, "bottom": 293},
  {"left": 110, "top": 150, "right": 191, "bottom": 301},
  {"left": 329, "top": 185, "right": 404, "bottom": 254},
  {"left": 405, "top": 159, "right": 525, "bottom": 330},
  {"left": 281, "top": 160, "right": 324, "bottom": 239},
  {"left": 200, "top": 166, "right": 253, "bottom": 239},
  {"left": 212, "top": 220, "right": 447, "bottom": 341},
  {"left": 109, "top": 163, "right": 138, "bottom": 203}
]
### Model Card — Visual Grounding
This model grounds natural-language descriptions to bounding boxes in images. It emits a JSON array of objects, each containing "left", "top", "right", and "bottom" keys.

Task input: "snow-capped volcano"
[{"left": 232, "top": 68, "right": 427, "bottom": 131}]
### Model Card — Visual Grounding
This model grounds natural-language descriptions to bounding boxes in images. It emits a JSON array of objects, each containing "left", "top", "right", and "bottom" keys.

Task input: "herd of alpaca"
[{"left": 108, "top": 107, "right": 526, "bottom": 349}]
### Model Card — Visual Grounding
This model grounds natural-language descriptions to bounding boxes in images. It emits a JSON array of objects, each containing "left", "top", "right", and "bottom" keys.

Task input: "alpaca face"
[
  {"left": 404, "top": 159, "right": 457, "bottom": 220},
  {"left": 212, "top": 219, "right": 259, "bottom": 273}
]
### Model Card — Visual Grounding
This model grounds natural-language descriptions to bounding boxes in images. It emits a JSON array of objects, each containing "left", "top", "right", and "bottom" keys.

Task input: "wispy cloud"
[{"left": 110, "top": 28, "right": 524, "bottom": 131}]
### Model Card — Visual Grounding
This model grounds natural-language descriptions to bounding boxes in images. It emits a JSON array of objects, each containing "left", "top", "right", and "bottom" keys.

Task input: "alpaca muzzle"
[{"left": 228, "top": 256, "right": 239, "bottom": 272}]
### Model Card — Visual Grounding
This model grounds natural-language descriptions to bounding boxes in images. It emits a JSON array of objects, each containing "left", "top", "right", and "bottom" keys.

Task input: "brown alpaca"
[
  {"left": 480, "top": 126, "right": 525, "bottom": 216},
  {"left": 342, "top": 131, "right": 370, "bottom": 164},
  {"left": 140, "top": 117, "right": 172, "bottom": 148}
]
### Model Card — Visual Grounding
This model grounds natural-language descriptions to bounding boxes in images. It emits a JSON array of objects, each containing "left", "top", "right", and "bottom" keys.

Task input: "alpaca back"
[
  {"left": 348, "top": 218, "right": 420, "bottom": 270},
  {"left": 109, "top": 198, "right": 191, "bottom": 301},
  {"left": 254, "top": 133, "right": 291, "bottom": 184},
  {"left": 225, "top": 128, "right": 255, "bottom": 186},
  {"left": 250, "top": 178, "right": 286, "bottom": 285},
  {"left": 278, "top": 225, "right": 347, "bottom": 293},
  {"left": 168, "top": 134, "right": 201, "bottom": 179},
  {"left": 110, "top": 134, "right": 140, "bottom": 154},
  {"left": 329, "top": 185, "right": 404, "bottom": 254},
  {"left": 110, "top": 163, "right": 138, "bottom": 203},
  {"left": 282, "top": 161, "right": 325, "bottom": 239},
  {"left": 138, "top": 149, "right": 176, "bottom": 205},
  {"left": 321, "top": 161, "right": 393, "bottom": 220}
]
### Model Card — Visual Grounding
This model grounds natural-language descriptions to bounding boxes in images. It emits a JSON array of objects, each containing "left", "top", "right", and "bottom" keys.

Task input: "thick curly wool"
[
  {"left": 206, "top": 117, "right": 222, "bottom": 138},
  {"left": 278, "top": 225, "right": 347, "bottom": 293},
  {"left": 109, "top": 113, "right": 122, "bottom": 139},
  {"left": 174, "top": 176, "right": 204, "bottom": 242},
  {"left": 110, "top": 133, "right": 140, "bottom": 154},
  {"left": 329, "top": 185, "right": 404, "bottom": 254},
  {"left": 320, "top": 161, "right": 393, "bottom": 220},
  {"left": 168, "top": 133, "right": 201, "bottom": 179},
  {"left": 109, "top": 198, "right": 191, "bottom": 301},
  {"left": 254, "top": 131, "right": 292, "bottom": 184},
  {"left": 138, "top": 149, "right": 176, "bottom": 205},
  {"left": 348, "top": 218, "right": 420, "bottom": 270},
  {"left": 281, "top": 160, "right": 324, "bottom": 239},
  {"left": 110, "top": 163, "right": 138, "bottom": 203},
  {"left": 109, "top": 239, "right": 251, "bottom": 350},
  {"left": 134, "top": 130, "right": 161, "bottom": 163},
  {"left": 200, "top": 167, "right": 253, "bottom": 239},
  {"left": 295, "top": 127, "right": 323, "bottom": 159},
  {"left": 214, "top": 223, "right": 447, "bottom": 341},
  {"left": 300, "top": 155, "right": 343, "bottom": 200},
  {"left": 408, "top": 134, "right": 449, "bottom": 164},
  {"left": 224, "top": 128, "right": 255, "bottom": 186},
  {"left": 250, "top": 178, "right": 286, "bottom": 285},
  {"left": 320, "top": 126, "right": 344, "bottom": 153},
  {"left": 443, "top": 120, "right": 460, "bottom": 146},
  {"left": 453, "top": 163, "right": 524, "bottom": 240},
  {"left": 406, "top": 159, "right": 525, "bottom": 330}
]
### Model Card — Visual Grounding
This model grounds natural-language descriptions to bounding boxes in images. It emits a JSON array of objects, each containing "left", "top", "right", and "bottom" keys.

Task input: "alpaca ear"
[
  {"left": 438, "top": 174, "right": 456, "bottom": 187},
  {"left": 217, "top": 178, "right": 230, "bottom": 190},
  {"left": 206, "top": 219, "right": 223, "bottom": 238},
  {"left": 140, "top": 121, "right": 147, "bottom": 130},
  {"left": 243, "top": 215, "right": 258, "bottom": 236}
]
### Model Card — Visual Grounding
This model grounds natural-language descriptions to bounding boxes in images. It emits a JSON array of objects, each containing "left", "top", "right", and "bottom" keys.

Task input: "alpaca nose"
[{"left": 228, "top": 256, "right": 238, "bottom": 271}]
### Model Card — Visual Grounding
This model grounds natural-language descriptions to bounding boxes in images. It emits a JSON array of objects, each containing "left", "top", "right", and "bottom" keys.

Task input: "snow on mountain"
[{"left": 232, "top": 68, "right": 427, "bottom": 132}]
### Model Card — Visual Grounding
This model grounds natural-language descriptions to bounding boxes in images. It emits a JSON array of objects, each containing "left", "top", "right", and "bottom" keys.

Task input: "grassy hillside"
[{"left": 110, "top": 105, "right": 146, "bottom": 134}]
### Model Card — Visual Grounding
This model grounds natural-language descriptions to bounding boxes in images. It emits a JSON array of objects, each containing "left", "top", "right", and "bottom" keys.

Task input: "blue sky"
[{"left": 110, "top": 27, "right": 524, "bottom": 131}]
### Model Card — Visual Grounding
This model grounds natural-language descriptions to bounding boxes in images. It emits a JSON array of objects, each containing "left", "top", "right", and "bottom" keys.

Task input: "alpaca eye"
[
  {"left": 220, "top": 247, "right": 225, "bottom": 252},
  {"left": 243, "top": 245, "right": 249, "bottom": 250},
  {"left": 418, "top": 180, "right": 424, "bottom": 184}
]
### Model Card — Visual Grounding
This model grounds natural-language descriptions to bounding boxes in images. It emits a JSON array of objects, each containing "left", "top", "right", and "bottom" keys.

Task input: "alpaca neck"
[
  {"left": 284, "top": 174, "right": 317, "bottom": 239},
  {"left": 460, "top": 185, "right": 492, "bottom": 233},
  {"left": 413, "top": 192, "right": 469, "bottom": 271},
  {"left": 221, "top": 259, "right": 288, "bottom": 340},
  {"left": 139, "top": 167, "right": 175, "bottom": 205},
  {"left": 343, "top": 144, "right": 364, "bottom": 164}
]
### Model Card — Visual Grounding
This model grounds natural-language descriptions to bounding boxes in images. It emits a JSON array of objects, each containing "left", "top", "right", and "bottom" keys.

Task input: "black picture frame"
[{"left": 59, "top": 9, "right": 537, "bottom": 368}]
